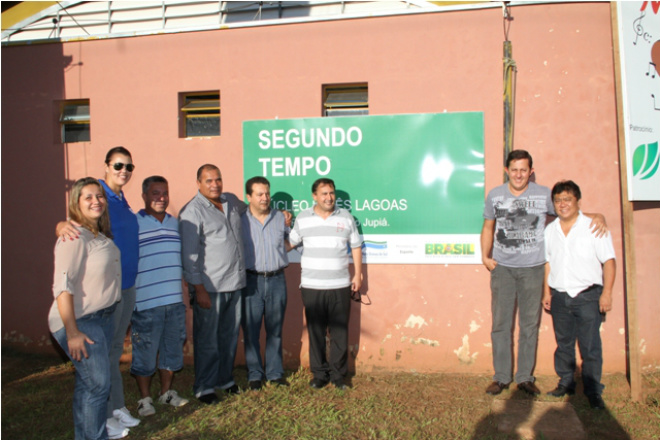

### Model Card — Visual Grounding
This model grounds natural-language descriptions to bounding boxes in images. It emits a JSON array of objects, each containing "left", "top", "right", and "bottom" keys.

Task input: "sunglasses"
[
  {"left": 351, "top": 289, "right": 371, "bottom": 305},
  {"left": 111, "top": 162, "right": 135, "bottom": 172}
]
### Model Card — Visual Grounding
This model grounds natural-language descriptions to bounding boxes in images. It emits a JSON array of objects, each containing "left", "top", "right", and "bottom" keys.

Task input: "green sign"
[{"left": 243, "top": 113, "right": 484, "bottom": 264}]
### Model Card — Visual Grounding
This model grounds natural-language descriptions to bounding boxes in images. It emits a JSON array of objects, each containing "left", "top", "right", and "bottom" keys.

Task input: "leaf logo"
[{"left": 632, "top": 141, "right": 659, "bottom": 180}]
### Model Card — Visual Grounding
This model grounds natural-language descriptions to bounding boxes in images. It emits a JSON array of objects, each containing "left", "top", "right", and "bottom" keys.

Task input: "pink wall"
[{"left": 2, "top": 2, "right": 659, "bottom": 375}]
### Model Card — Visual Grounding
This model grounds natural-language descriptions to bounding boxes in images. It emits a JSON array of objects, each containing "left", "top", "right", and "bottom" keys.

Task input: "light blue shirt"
[
  {"left": 241, "top": 208, "right": 289, "bottom": 273},
  {"left": 135, "top": 210, "right": 183, "bottom": 311},
  {"left": 179, "top": 191, "right": 247, "bottom": 293}
]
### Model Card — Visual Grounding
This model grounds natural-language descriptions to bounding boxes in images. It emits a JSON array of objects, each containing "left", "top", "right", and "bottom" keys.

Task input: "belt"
[{"left": 246, "top": 268, "right": 285, "bottom": 278}]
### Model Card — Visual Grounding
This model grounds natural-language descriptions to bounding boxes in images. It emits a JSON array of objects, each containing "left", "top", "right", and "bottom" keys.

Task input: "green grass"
[{"left": 2, "top": 347, "right": 659, "bottom": 439}]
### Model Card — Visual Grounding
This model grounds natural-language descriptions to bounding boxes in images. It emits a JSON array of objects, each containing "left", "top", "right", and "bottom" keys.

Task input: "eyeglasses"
[
  {"left": 111, "top": 162, "right": 135, "bottom": 172},
  {"left": 351, "top": 289, "right": 371, "bottom": 305}
]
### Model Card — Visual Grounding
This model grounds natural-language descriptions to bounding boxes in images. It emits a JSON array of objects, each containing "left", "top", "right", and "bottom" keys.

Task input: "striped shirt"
[
  {"left": 288, "top": 207, "right": 362, "bottom": 289},
  {"left": 241, "top": 209, "right": 289, "bottom": 272},
  {"left": 179, "top": 191, "right": 247, "bottom": 293},
  {"left": 135, "top": 210, "right": 183, "bottom": 311}
]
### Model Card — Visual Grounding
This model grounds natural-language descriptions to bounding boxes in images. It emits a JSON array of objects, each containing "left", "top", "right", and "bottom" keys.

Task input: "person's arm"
[
  {"left": 542, "top": 262, "right": 552, "bottom": 312},
  {"left": 480, "top": 219, "right": 497, "bottom": 271},
  {"left": 52, "top": 236, "right": 92, "bottom": 360},
  {"left": 56, "top": 220, "right": 81, "bottom": 241},
  {"left": 582, "top": 212, "right": 608, "bottom": 238},
  {"left": 56, "top": 292, "right": 94, "bottom": 361},
  {"left": 282, "top": 210, "right": 292, "bottom": 228},
  {"left": 179, "top": 206, "right": 209, "bottom": 307},
  {"left": 599, "top": 259, "right": 616, "bottom": 313},
  {"left": 192, "top": 284, "right": 211, "bottom": 309},
  {"left": 351, "top": 246, "right": 363, "bottom": 292}
]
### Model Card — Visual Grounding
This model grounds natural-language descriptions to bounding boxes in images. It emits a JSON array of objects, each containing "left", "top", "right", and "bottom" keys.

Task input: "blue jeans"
[
  {"left": 550, "top": 286, "right": 605, "bottom": 397},
  {"left": 52, "top": 304, "right": 116, "bottom": 440},
  {"left": 191, "top": 287, "right": 242, "bottom": 396},
  {"left": 241, "top": 272, "right": 287, "bottom": 381},
  {"left": 108, "top": 286, "right": 136, "bottom": 417},
  {"left": 130, "top": 303, "right": 186, "bottom": 376},
  {"left": 490, "top": 264, "right": 544, "bottom": 384}
]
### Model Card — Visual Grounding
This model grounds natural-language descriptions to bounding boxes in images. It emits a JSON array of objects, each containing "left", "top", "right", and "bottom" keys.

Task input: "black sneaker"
[
  {"left": 309, "top": 378, "right": 329, "bottom": 389},
  {"left": 248, "top": 380, "right": 263, "bottom": 391},
  {"left": 224, "top": 384, "right": 241, "bottom": 395},
  {"left": 588, "top": 394, "right": 605, "bottom": 410},
  {"left": 268, "top": 378, "right": 289, "bottom": 387},
  {"left": 546, "top": 385, "right": 575, "bottom": 397},
  {"left": 332, "top": 380, "right": 347, "bottom": 390},
  {"left": 198, "top": 393, "right": 219, "bottom": 405}
]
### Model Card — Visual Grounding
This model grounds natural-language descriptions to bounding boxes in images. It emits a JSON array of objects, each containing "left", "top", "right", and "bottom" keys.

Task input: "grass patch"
[{"left": 2, "top": 347, "right": 659, "bottom": 439}]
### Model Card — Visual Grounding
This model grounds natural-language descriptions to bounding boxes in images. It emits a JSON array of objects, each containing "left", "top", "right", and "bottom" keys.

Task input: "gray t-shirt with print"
[{"left": 483, "top": 181, "right": 554, "bottom": 268}]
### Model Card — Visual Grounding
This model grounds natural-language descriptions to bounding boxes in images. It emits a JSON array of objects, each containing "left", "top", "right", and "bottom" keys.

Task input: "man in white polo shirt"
[
  {"left": 288, "top": 178, "right": 363, "bottom": 390},
  {"left": 542, "top": 180, "right": 615, "bottom": 410}
]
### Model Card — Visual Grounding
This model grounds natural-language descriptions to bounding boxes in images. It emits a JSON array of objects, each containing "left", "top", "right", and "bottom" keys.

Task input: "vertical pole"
[
  {"left": 610, "top": 2, "right": 642, "bottom": 402},
  {"left": 503, "top": 40, "right": 514, "bottom": 182}
]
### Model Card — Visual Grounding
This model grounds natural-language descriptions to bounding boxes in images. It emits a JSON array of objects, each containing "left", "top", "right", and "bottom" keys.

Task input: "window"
[
  {"left": 180, "top": 92, "right": 220, "bottom": 137},
  {"left": 60, "top": 100, "right": 90, "bottom": 143},
  {"left": 323, "top": 84, "right": 368, "bottom": 117}
]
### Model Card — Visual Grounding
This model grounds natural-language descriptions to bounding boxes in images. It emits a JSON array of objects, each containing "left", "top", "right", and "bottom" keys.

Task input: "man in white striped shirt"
[{"left": 288, "top": 178, "right": 363, "bottom": 390}]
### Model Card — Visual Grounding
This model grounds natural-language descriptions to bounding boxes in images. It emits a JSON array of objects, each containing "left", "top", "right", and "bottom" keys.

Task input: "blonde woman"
[
  {"left": 58, "top": 147, "right": 140, "bottom": 437},
  {"left": 49, "top": 177, "right": 122, "bottom": 440}
]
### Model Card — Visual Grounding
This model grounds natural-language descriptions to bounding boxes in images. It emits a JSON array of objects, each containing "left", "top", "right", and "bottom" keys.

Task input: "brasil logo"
[{"left": 632, "top": 141, "right": 659, "bottom": 180}]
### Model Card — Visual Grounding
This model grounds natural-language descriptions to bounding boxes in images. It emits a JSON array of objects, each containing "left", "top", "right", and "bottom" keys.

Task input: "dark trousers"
[
  {"left": 301, "top": 287, "right": 351, "bottom": 382},
  {"left": 550, "top": 286, "right": 605, "bottom": 397}
]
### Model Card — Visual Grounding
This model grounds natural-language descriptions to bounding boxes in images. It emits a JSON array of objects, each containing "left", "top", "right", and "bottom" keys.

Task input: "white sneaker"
[
  {"left": 113, "top": 407, "right": 140, "bottom": 427},
  {"left": 137, "top": 397, "right": 156, "bottom": 417},
  {"left": 158, "top": 389, "right": 189, "bottom": 408},
  {"left": 106, "top": 417, "right": 129, "bottom": 439}
]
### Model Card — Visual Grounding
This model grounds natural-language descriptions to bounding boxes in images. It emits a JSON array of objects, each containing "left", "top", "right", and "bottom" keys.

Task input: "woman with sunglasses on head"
[
  {"left": 49, "top": 177, "right": 121, "bottom": 440},
  {"left": 57, "top": 147, "right": 140, "bottom": 439}
]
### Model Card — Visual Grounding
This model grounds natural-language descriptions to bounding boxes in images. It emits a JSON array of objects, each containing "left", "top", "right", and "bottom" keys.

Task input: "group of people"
[
  {"left": 48, "top": 146, "right": 615, "bottom": 439},
  {"left": 481, "top": 149, "right": 616, "bottom": 410},
  {"left": 49, "top": 147, "right": 363, "bottom": 439}
]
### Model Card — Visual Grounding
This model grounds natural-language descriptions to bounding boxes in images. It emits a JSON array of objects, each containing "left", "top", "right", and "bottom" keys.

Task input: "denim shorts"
[{"left": 130, "top": 303, "right": 186, "bottom": 376}]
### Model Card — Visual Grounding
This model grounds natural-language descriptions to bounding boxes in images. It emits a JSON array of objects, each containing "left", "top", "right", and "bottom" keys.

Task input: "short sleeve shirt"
[
  {"left": 288, "top": 207, "right": 362, "bottom": 289},
  {"left": 483, "top": 182, "right": 554, "bottom": 268},
  {"left": 544, "top": 212, "right": 616, "bottom": 297},
  {"left": 48, "top": 228, "right": 122, "bottom": 333}
]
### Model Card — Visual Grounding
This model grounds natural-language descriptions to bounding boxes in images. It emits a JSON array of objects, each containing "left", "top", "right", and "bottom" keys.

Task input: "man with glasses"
[{"left": 542, "top": 180, "right": 615, "bottom": 410}]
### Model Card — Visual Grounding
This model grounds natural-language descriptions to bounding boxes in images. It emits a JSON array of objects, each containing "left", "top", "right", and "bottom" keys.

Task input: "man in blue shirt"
[
  {"left": 241, "top": 176, "right": 291, "bottom": 390},
  {"left": 131, "top": 176, "right": 188, "bottom": 416}
]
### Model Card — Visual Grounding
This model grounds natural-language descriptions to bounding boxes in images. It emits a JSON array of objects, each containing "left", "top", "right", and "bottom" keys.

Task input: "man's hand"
[
  {"left": 56, "top": 220, "right": 81, "bottom": 241},
  {"left": 542, "top": 290, "right": 552, "bottom": 311},
  {"left": 586, "top": 213, "right": 608, "bottom": 238},
  {"left": 482, "top": 257, "right": 498, "bottom": 272},
  {"left": 282, "top": 210, "right": 293, "bottom": 228},
  {"left": 599, "top": 289, "right": 613, "bottom": 313},
  {"left": 67, "top": 331, "right": 94, "bottom": 362},
  {"left": 351, "top": 273, "right": 363, "bottom": 293},
  {"left": 195, "top": 285, "right": 212, "bottom": 309}
]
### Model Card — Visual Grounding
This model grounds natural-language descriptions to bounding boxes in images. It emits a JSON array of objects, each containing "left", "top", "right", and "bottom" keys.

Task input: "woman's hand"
[
  {"left": 67, "top": 331, "right": 95, "bottom": 362},
  {"left": 56, "top": 220, "right": 81, "bottom": 241}
]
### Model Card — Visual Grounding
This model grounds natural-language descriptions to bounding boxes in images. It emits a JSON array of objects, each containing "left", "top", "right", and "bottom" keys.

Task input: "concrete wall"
[{"left": 2, "top": 2, "right": 659, "bottom": 375}]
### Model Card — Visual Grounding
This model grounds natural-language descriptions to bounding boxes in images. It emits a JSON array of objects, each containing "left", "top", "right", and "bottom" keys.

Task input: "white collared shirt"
[{"left": 544, "top": 212, "right": 615, "bottom": 297}]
